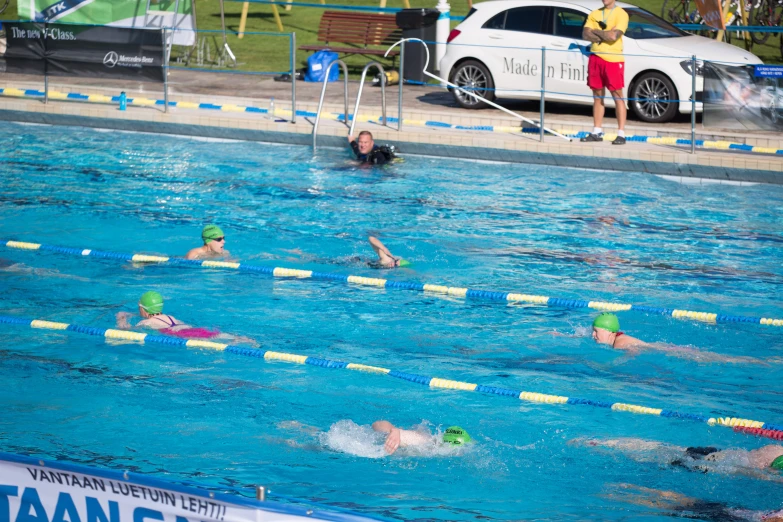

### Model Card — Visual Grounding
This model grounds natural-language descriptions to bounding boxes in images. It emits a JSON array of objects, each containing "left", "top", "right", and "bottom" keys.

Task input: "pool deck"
[{"left": 1, "top": 70, "right": 781, "bottom": 183}]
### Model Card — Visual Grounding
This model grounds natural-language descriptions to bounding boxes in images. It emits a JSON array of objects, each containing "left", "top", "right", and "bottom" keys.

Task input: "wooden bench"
[{"left": 299, "top": 11, "right": 402, "bottom": 64}]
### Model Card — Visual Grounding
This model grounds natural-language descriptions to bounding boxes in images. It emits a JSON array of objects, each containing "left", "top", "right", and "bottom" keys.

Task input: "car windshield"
[{"left": 625, "top": 8, "right": 687, "bottom": 39}]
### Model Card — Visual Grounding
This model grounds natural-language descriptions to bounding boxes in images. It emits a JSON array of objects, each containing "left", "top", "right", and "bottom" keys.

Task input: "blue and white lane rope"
[
  {"left": 3, "top": 240, "right": 782, "bottom": 327},
  {"left": 2, "top": 313, "right": 782, "bottom": 441}
]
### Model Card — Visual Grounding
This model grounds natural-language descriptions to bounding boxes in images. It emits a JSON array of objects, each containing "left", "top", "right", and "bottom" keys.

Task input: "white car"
[{"left": 440, "top": 0, "right": 763, "bottom": 123}]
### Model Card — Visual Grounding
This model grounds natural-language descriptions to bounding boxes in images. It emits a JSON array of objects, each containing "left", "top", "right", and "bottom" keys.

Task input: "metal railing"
[
  {"left": 349, "top": 62, "right": 389, "bottom": 137},
  {"left": 313, "top": 59, "right": 350, "bottom": 151}
]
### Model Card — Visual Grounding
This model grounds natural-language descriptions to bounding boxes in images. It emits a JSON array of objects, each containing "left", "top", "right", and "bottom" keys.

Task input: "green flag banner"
[{"left": 17, "top": 0, "right": 196, "bottom": 46}]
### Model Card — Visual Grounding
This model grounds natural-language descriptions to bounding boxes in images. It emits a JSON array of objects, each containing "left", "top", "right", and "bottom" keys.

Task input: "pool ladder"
[{"left": 312, "top": 60, "right": 395, "bottom": 152}]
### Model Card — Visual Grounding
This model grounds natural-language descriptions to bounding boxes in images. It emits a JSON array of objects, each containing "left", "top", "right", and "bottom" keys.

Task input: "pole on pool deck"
[
  {"left": 691, "top": 54, "right": 696, "bottom": 154},
  {"left": 540, "top": 47, "right": 545, "bottom": 142},
  {"left": 255, "top": 486, "right": 266, "bottom": 501},
  {"left": 291, "top": 32, "right": 297, "bottom": 123},
  {"left": 44, "top": 73, "right": 48, "bottom": 105},
  {"left": 163, "top": 28, "right": 169, "bottom": 113},
  {"left": 398, "top": 41, "right": 404, "bottom": 132}
]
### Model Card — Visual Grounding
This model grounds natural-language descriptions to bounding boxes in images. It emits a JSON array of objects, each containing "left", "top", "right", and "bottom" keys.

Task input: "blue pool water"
[{"left": 1, "top": 122, "right": 783, "bottom": 520}]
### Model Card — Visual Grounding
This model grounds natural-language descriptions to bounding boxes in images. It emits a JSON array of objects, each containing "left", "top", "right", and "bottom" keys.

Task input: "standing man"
[{"left": 581, "top": 0, "right": 629, "bottom": 145}]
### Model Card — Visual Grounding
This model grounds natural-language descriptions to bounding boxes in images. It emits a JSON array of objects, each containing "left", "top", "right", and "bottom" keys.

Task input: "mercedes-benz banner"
[{"left": 2, "top": 22, "right": 165, "bottom": 82}]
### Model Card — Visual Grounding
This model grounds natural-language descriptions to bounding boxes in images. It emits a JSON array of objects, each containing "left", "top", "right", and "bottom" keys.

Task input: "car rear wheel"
[
  {"left": 450, "top": 60, "right": 495, "bottom": 109},
  {"left": 629, "top": 72, "right": 679, "bottom": 123}
]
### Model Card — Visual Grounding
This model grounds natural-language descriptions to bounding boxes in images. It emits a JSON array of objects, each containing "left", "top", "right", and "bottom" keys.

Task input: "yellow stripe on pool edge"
[
  {"left": 347, "top": 275, "right": 387, "bottom": 287},
  {"left": 711, "top": 417, "right": 765, "bottom": 428},
  {"left": 273, "top": 267, "right": 313, "bottom": 278},
  {"left": 185, "top": 339, "right": 228, "bottom": 350},
  {"left": 30, "top": 320, "right": 69, "bottom": 330},
  {"left": 611, "top": 403, "right": 663, "bottom": 415},
  {"left": 131, "top": 254, "right": 169, "bottom": 263},
  {"left": 346, "top": 363, "right": 391, "bottom": 374},
  {"left": 6, "top": 241, "right": 41, "bottom": 250},
  {"left": 519, "top": 391, "right": 568, "bottom": 404},
  {"left": 104, "top": 329, "right": 147, "bottom": 341},
  {"left": 202, "top": 260, "right": 241, "bottom": 269},
  {"left": 430, "top": 378, "right": 477, "bottom": 391},
  {"left": 264, "top": 351, "right": 308, "bottom": 364},
  {"left": 588, "top": 301, "right": 632, "bottom": 312}
]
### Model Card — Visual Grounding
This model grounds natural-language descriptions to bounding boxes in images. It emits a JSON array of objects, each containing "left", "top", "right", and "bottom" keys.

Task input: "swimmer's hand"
[
  {"left": 115, "top": 312, "right": 133, "bottom": 329},
  {"left": 384, "top": 428, "right": 401, "bottom": 455}
]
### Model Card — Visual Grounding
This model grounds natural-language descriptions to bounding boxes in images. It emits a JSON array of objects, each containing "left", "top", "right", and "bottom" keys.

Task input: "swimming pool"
[{"left": 1, "top": 121, "right": 782, "bottom": 520}]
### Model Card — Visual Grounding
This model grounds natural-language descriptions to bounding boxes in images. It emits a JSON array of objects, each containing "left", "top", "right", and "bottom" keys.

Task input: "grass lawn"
[{"left": 2, "top": 0, "right": 781, "bottom": 75}]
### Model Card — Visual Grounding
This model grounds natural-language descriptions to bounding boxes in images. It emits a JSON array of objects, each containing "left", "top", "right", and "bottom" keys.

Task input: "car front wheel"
[
  {"left": 629, "top": 72, "right": 679, "bottom": 123},
  {"left": 449, "top": 60, "right": 496, "bottom": 109}
]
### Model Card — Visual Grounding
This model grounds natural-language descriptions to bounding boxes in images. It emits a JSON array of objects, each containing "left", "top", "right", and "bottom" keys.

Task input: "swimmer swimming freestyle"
[
  {"left": 573, "top": 437, "right": 783, "bottom": 481},
  {"left": 371, "top": 421, "right": 472, "bottom": 455},
  {"left": 589, "top": 313, "right": 770, "bottom": 364},
  {"left": 185, "top": 225, "right": 231, "bottom": 260},
  {"left": 115, "top": 291, "right": 258, "bottom": 346},
  {"left": 368, "top": 236, "right": 410, "bottom": 269}
]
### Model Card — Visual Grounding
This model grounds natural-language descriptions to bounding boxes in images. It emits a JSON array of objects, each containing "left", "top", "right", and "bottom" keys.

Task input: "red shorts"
[{"left": 587, "top": 55, "right": 625, "bottom": 92}]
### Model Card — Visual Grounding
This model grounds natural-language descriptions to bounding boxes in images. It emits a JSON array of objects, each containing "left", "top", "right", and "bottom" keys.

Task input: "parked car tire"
[
  {"left": 629, "top": 72, "right": 679, "bottom": 123},
  {"left": 449, "top": 60, "right": 496, "bottom": 109}
]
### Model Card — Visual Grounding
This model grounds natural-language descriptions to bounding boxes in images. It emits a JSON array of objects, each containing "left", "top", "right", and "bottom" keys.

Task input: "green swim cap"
[
  {"left": 772, "top": 455, "right": 783, "bottom": 470},
  {"left": 443, "top": 426, "right": 471, "bottom": 446},
  {"left": 202, "top": 225, "right": 224, "bottom": 244},
  {"left": 139, "top": 291, "right": 163, "bottom": 314},
  {"left": 398, "top": 259, "right": 411, "bottom": 267},
  {"left": 593, "top": 313, "right": 620, "bottom": 333}
]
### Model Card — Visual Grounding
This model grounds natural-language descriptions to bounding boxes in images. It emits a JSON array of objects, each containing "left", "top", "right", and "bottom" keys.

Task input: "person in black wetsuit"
[{"left": 348, "top": 131, "right": 395, "bottom": 165}]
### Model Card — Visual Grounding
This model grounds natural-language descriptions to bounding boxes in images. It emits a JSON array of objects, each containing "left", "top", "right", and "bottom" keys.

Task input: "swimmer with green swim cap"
[
  {"left": 368, "top": 236, "right": 410, "bottom": 269},
  {"left": 591, "top": 312, "right": 645, "bottom": 350},
  {"left": 372, "top": 421, "right": 472, "bottom": 454},
  {"left": 186, "top": 225, "right": 231, "bottom": 260},
  {"left": 584, "top": 313, "right": 767, "bottom": 363},
  {"left": 116, "top": 291, "right": 259, "bottom": 346}
]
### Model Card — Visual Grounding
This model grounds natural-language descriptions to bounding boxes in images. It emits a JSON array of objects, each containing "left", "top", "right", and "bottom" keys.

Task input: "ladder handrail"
[
  {"left": 349, "top": 62, "right": 387, "bottom": 137},
  {"left": 313, "top": 60, "right": 350, "bottom": 151}
]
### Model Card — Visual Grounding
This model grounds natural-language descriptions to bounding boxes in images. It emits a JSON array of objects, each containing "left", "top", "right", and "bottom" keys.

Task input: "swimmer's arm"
[
  {"left": 215, "top": 333, "right": 259, "bottom": 348},
  {"left": 372, "top": 421, "right": 401, "bottom": 454},
  {"left": 368, "top": 236, "right": 396, "bottom": 265},
  {"left": 115, "top": 312, "right": 133, "bottom": 330},
  {"left": 185, "top": 247, "right": 202, "bottom": 260},
  {"left": 647, "top": 343, "right": 767, "bottom": 365}
]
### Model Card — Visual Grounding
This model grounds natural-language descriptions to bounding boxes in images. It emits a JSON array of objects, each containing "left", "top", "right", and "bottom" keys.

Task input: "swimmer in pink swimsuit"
[{"left": 115, "top": 291, "right": 258, "bottom": 346}]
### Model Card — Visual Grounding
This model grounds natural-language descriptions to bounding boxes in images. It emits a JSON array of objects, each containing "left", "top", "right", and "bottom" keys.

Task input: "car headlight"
[{"left": 680, "top": 60, "right": 704, "bottom": 76}]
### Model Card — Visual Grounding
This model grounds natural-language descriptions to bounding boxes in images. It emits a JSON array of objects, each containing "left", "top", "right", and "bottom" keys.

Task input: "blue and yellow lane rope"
[
  {"left": 2, "top": 313, "right": 782, "bottom": 441},
  {"left": 2, "top": 87, "right": 782, "bottom": 156},
  {"left": 3, "top": 240, "right": 782, "bottom": 327}
]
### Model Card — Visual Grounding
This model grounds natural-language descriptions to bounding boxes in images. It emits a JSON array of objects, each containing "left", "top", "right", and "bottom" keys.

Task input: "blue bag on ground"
[{"left": 305, "top": 50, "right": 339, "bottom": 82}]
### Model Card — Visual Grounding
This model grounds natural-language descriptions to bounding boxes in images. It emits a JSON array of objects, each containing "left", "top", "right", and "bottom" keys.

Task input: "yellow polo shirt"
[{"left": 584, "top": 6, "right": 629, "bottom": 63}]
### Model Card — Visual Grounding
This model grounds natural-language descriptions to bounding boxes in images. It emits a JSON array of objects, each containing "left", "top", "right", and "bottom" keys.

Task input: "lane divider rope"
[
  {"left": 1, "top": 87, "right": 781, "bottom": 157},
  {"left": 2, "top": 313, "right": 782, "bottom": 442},
  {"left": 3, "top": 239, "right": 782, "bottom": 327}
]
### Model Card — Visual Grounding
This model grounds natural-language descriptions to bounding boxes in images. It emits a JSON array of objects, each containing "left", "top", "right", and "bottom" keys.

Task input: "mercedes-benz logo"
[{"left": 103, "top": 52, "right": 119, "bottom": 68}]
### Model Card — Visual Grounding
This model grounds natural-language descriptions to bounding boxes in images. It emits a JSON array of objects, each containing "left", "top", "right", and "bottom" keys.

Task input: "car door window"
[
  {"left": 482, "top": 11, "right": 506, "bottom": 29},
  {"left": 482, "top": 7, "right": 549, "bottom": 34},
  {"left": 505, "top": 6, "right": 549, "bottom": 34},
  {"left": 554, "top": 8, "right": 587, "bottom": 39}
]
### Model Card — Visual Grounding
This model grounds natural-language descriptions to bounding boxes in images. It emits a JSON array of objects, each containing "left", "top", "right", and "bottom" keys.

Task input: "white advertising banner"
[{"left": 0, "top": 452, "right": 372, "bottom": 522}]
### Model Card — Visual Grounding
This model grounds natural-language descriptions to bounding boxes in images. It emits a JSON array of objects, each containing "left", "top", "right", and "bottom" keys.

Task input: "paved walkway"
[{"left": 5, "top": 69, "right": 783, "bottom": 148}]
